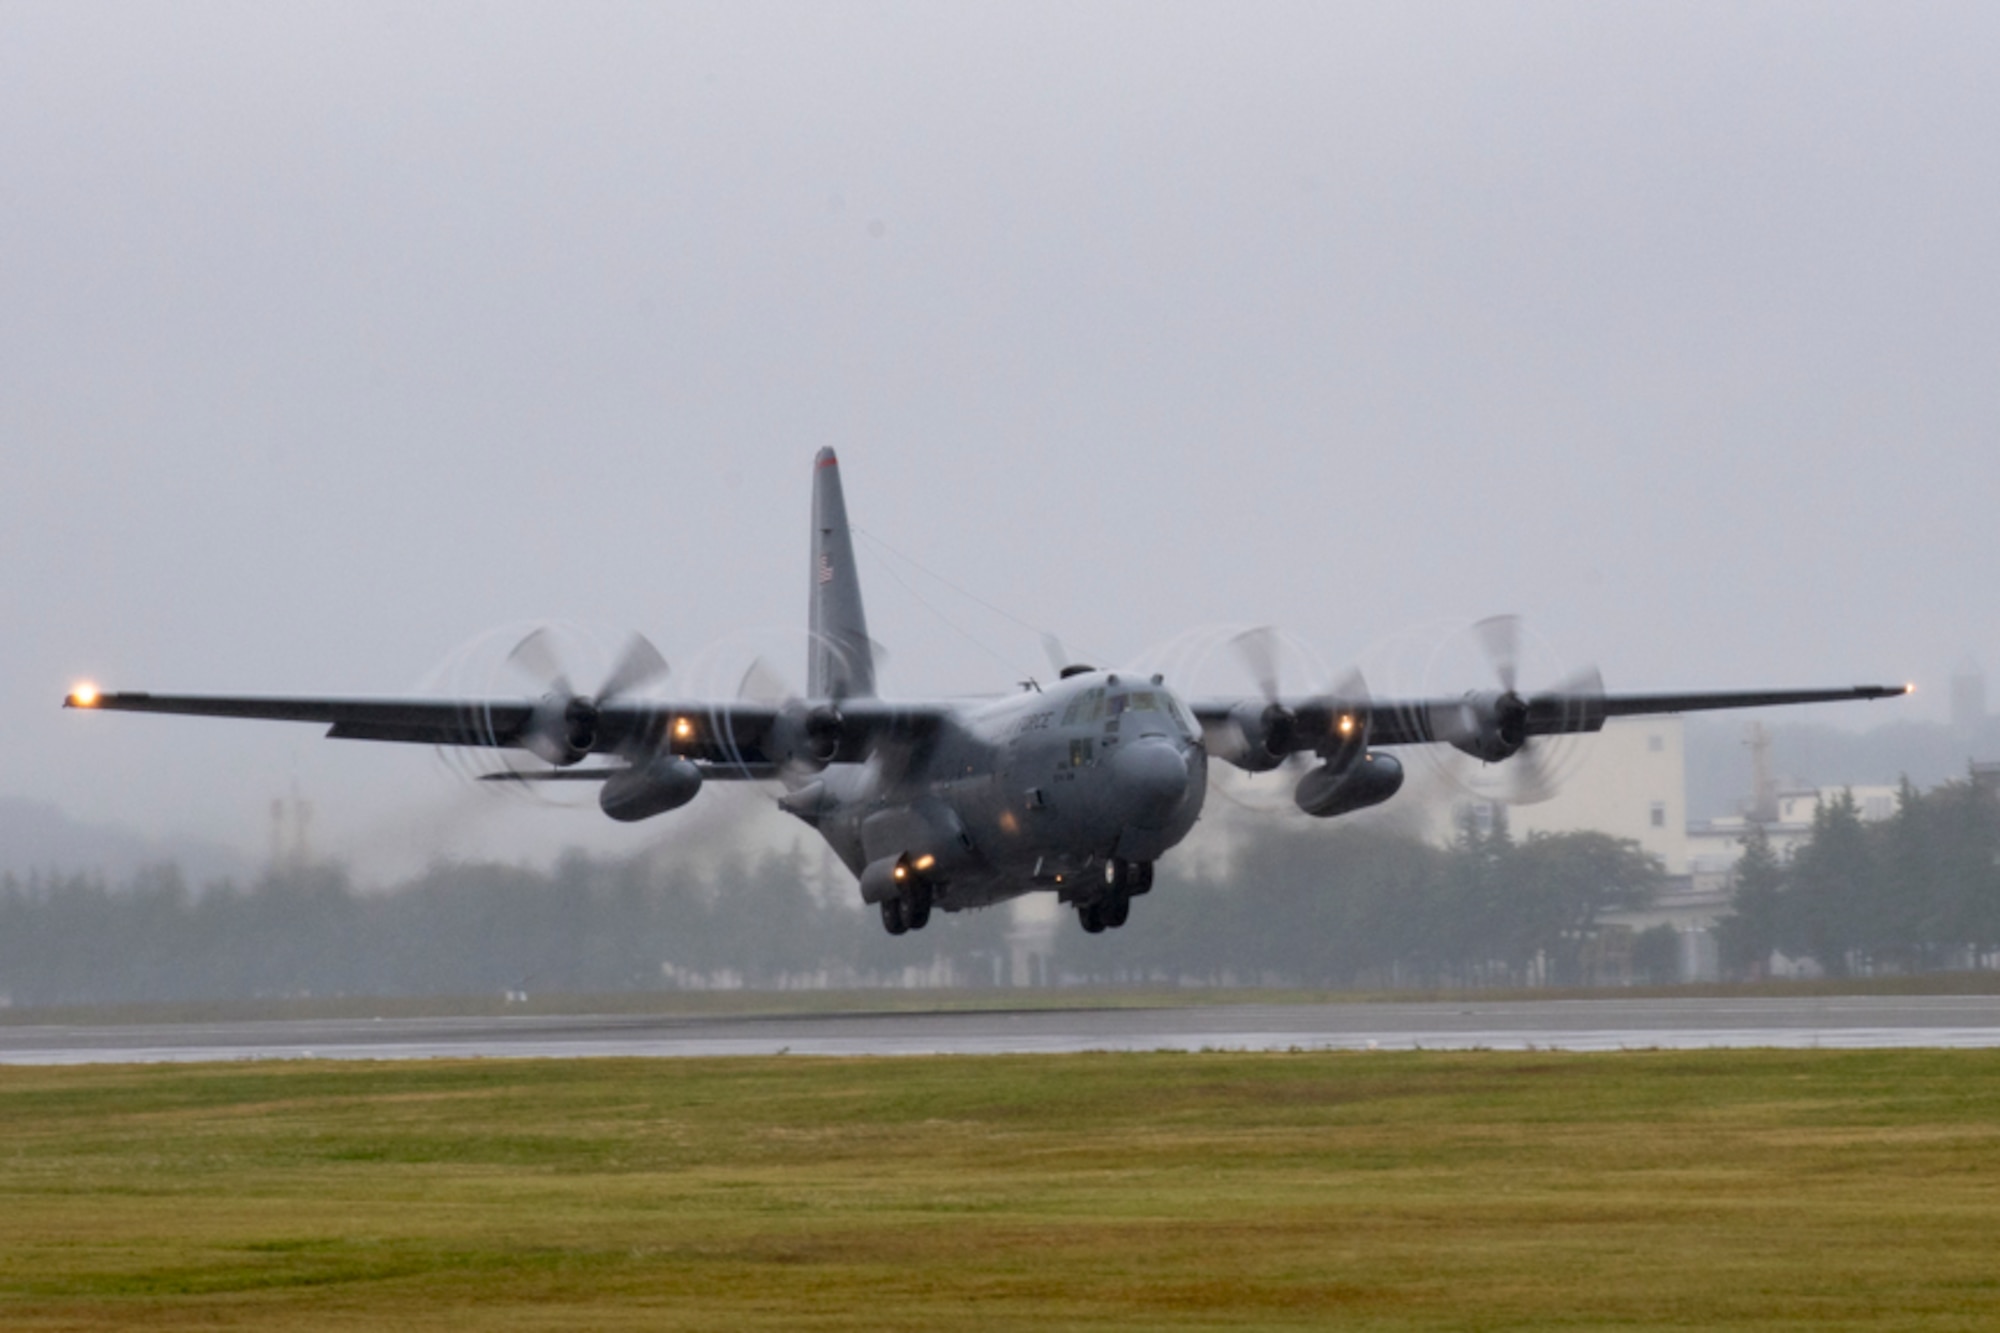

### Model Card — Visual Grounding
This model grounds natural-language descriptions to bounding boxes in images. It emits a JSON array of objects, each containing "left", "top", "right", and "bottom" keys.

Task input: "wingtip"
[{"left": 815, "top": 447, "right": 839, "bottom": 468}]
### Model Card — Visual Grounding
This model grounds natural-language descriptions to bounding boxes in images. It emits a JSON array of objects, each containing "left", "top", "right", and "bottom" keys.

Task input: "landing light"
[
  {"left": 69, "top": 682, "right": 100, "bottom": 708},
  {"left": 1336, "top": 713, "right": 1355, "bottom": 737},
  {"left": 673, "top": 716, "right": 694, "bottom": 740}
]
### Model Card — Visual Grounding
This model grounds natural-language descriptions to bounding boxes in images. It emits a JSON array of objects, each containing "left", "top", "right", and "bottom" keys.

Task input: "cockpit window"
[
  {"left": 1063, "top": 687, "right": 1106, "bottom": 726},
  {"left": 1107, "top": 690, "right": 1165, "bottom": 719}
]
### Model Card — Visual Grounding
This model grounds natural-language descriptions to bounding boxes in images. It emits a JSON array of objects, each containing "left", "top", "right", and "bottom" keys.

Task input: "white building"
[
  {"left": 1687, "top": 785, "right": 1902, "bottom": 891},
  {"left": 1426, "top": 716, "right": 1691, "bottom": 873},
  {"left": 1430, "top": 719, "right": 1901, "bottom": 983}
]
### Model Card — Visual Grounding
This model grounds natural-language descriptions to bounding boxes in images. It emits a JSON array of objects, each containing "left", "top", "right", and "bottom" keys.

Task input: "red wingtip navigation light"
[{"left": 67, "top": 682, "right": 101, "bottom": 708}]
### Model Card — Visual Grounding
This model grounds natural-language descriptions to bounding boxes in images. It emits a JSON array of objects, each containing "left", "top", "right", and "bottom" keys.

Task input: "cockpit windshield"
[
  {"left": 1106, "top": 688, "right": 1197, "bottom": 737},
  {"left": 1060, "top": 687, "right": 1106, "bottom": 727},
  {"left": 1063, "top": 681, "right": 1196, "bottom": 739}
]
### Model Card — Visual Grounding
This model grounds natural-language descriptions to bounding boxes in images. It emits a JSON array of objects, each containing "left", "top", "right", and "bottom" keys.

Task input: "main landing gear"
[
  {"left": 880, "top": 883, "right": 934, "bottom": 936},
  {"left": 1077, "top": 858, "right": 1152, "bottom": 934}
]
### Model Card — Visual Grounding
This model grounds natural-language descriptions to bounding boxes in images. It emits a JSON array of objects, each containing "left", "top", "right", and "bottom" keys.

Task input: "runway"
[{"left": 5, "top": 994, "right": 2000, "bottom": 1064}]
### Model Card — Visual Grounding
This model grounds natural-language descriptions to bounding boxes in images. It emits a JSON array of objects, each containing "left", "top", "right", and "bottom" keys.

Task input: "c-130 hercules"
[{"left": 68, "top": 450, "right": 1908, "bottom": 935}]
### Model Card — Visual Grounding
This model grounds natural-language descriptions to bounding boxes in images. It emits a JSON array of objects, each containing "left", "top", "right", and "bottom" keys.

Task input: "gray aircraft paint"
[{"left": 788, "top": 669, "right": 1206, "bottom": 913}]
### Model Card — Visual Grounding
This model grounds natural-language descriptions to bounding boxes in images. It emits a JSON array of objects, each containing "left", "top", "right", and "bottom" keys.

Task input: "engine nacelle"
[
  {"left": 767, "top": 702, "right": 842, "bottom": 772},
  {"left": 598, "top": 754, "right": 703, "bottom": 822},
  {"left": 1435, "top": 691, "right": 1529, "bottom": 764},
  {"left": 1294, "top": 751, "right": 1404, "bottom": 818},
  {"left": 1224, "top": 700, "right": 1297, "bottom": 772},
  {"left": 523, "top": 696, "right": 597, "bottom": 767}
]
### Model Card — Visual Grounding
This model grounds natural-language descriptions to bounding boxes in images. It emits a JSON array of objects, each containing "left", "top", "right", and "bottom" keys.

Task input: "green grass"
[{"left": 3, "top": 1051, "right": 1999, "bottom": 1329}]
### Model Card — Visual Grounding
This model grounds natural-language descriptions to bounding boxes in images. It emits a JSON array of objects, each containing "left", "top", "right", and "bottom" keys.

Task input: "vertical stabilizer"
[{"left": 808, "top": 449, "right": 876, "bottom": 699}]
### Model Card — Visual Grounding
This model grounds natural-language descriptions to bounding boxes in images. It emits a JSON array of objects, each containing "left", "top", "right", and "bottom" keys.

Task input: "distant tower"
[
  {"left": 1745, "top": 722, "right": 1778, "bottom": 825},
  {"left": 268, "top": 787, "right": 314, "bottom": 869},
  {"left": 291, "top": 790, "right": 314, "bottom": 866},
  {"left": 1950, "top": 656, "right": 1986, "bottom": 732}
]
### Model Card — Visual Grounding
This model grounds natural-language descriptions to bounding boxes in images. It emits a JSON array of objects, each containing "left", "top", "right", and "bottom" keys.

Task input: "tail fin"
[{"left": 807, "top": 448, "right": 876, "bottom": 699}]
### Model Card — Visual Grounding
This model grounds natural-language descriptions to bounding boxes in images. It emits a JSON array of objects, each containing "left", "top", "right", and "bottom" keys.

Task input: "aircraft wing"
[
  {"left": 1192, "top": 683, "right": 1910, "bottom": 755},
  {"left": 64, "top": 691, "right": 538, "bottom": 744},
  {"left": 1366, "top": 683, "right": 1910, "bottom": 747},
  {"left": 63, "top": 688, "right": 953, "bottom": 772}
]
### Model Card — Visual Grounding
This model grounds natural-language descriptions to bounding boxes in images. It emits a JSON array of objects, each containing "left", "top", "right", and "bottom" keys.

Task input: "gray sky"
[{"left": 4, "top": 2, "right": 1993, "bottom": 877}]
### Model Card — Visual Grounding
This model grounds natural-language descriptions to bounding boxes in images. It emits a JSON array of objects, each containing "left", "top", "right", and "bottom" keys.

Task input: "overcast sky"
[{"left": 4, "top": 2, "right": 1992, "bottom": 878}]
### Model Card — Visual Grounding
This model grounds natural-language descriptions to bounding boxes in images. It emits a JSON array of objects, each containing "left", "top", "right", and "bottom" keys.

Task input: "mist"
[{"left": 4, "top": 3, "right": 1995, "bottom": 880}]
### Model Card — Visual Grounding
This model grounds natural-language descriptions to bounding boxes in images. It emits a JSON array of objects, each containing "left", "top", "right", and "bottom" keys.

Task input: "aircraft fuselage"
[{"left": 785, "top": 667, "right": 1207, "bottom": 913}]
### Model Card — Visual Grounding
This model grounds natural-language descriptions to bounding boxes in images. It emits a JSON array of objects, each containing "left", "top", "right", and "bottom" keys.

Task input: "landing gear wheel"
[
  {"left": 1131, "top": 861, "right": 1155, "bottom": 895},
  {"left": 904, "top": 893, "right": 932, "bottom": 931},
  {"left": 880, "top": 899, "right": 909, "bottom": 936},
  {"left": 1101, "top": 893, "right": 1130, "bottom": 929},
  {"left": 1103, "top": 857, "right": 1131, "bottom": 892},
  {"left": 1078, "top": 902, "right": 1107, "bottom": 934}
]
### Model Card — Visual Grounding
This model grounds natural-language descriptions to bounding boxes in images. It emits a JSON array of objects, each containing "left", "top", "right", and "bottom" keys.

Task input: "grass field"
[{"left": 4, "top": 1050, "right": 1999, "bottom": 1330}]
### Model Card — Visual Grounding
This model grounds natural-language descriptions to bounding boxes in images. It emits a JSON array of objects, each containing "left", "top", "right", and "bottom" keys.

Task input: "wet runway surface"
[{"left": 5, "top": 995, "right": 2000, "bottom": 1064}]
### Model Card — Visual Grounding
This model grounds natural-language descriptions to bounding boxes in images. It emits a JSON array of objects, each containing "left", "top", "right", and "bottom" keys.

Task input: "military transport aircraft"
[{"left": 67, "top": 449, "right": 1908, "bottom": 935}]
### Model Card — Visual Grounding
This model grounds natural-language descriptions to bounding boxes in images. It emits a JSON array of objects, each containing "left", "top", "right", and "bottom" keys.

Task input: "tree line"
[
  {"left": 3, "top": 773, "right": 1995, "bottom": 1006},
  {"left": 0, "top": 847, "right": 1014, "bottom": 1008},
  {"left": 1046, "top": 818, "right": 1671, "bottom": 989},
  {"left": 0, "top": 818, "right": 1667, "bottom": 1006},
  {"left": 1718, "top": 775, "right": 2000, "bottom": 977}
]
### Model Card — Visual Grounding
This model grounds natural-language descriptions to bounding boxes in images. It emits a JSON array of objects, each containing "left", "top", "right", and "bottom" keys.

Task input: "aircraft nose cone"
[{"left": 1114, "top": 739, "right": 1190, "bottom": 829}]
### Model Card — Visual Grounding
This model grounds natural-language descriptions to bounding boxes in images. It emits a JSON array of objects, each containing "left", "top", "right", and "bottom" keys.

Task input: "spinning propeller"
[
  {"left": 507, "top": 627, "right": 670, "bottom": 768},
  {"left": 1417, "top": 614, "right": 1604, "bottom": 805},
  {"left": 670, "top": 627, "right": 864, "bottom": 783}
]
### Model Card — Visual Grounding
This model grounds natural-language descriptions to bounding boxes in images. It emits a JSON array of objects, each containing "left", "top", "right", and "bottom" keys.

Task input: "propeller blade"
[
  {"left": 1507, "top": 739, "right": 1559, "bottom": 804},
  {"left": 1534, "top": 664, "right": 1606, "bottom": 735},
  {"left": 1473, "top": 614, "right": 1521, "bottom": 694},
  {"left": 1547, "top": 663, "right": 1605, "bottom": 698},
  {"left": 737, "top": 655, "right": 791, "bottom": 707},
  {"left": 598, "top": 632, "right": 669, "bottom": 704},
  {"left": 506, "top": 627, "right": 574, "bottom": 698},
  {"left": 1230, "top": 625, "right": 1284, "bottom": 702},
  {"left": 1330, "top": 666, "right": 1370, "bottom": 712}
]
